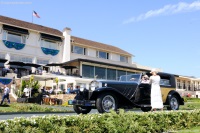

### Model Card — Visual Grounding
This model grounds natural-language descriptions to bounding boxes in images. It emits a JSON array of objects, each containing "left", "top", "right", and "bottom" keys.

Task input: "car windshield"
[{"left": 119, "top": 74, "right": 141, "bottom": 82}]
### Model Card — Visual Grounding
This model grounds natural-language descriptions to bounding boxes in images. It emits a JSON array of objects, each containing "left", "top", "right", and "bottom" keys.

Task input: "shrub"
[{"left": 0, "top": 109, "right": 200, "bottom": 132}]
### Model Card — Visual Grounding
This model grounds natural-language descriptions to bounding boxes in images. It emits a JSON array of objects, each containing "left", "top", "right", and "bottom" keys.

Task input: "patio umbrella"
[
  {"left": 46, "top": 63, "right": 63, "bottom": 66},
  {"left": 0, "top": 59, "right": 7, "bottom": 63},
  {"left": 24, "top": 63, "right": 42, "bottom": 68},
  {"left": 61, "top": 66, "right": 77, "bottom": 69},
  {"left": 7, "top": 61, "right": 25, "bottom": 66}
]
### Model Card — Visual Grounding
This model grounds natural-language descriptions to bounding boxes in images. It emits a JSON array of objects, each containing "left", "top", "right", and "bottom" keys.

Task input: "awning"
[
  {"left": 9, "top": 65, "right": 31, "bottom": 70},
  {"left": 3, "top": 25, "right": 29, "bottom": 35},
  {"left": 7, "top": 61, "right": 25, "bottom": 66},
  {"left": 62, "top": 66, "right": 77, "bottom": 69},
  {"left": 0, "top": 77, "right": 12, "bottom": 85},
  {"left": 45, "top": 63, "right": 63, "bottom": 66},
  {"left": 40, "top": 33, "right": 62, "bottom": 42},
  {"left": 21, "top": 74, "right": 56, "bottom": 81}
]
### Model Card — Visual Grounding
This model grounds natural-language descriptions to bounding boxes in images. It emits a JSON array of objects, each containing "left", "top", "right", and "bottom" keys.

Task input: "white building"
[
  {"left": 0, "top": 15, "right": 150, "bottom": 80},
  {"left": 1, "top": 15, "right": 200, "bottom": 97}
]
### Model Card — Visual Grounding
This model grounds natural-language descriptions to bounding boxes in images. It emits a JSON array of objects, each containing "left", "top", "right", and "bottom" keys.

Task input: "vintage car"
[{"left": 68, "top": 72, "right": 184, "bottom": 114}]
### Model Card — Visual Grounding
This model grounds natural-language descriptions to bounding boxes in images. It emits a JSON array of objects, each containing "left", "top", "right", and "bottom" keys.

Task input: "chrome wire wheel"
[
  {"left": 96, "top": 93, "right": 118, "bottom": 113},
  {"left": 170, "top": 97, "right": 179, "bottom": 110},
  {"left": 102, "top": 95, "right": 116, "bottom": 112}
]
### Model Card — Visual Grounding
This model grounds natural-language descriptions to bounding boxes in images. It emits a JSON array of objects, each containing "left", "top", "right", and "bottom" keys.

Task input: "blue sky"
[{"left": 1, "top": 0, "right": 200, "bottom": 77}]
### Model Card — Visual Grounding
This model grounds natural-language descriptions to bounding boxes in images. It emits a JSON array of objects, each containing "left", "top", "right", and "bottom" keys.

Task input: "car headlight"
[{"left": 90, "top": 80, "right": 102, "bottom": 91}]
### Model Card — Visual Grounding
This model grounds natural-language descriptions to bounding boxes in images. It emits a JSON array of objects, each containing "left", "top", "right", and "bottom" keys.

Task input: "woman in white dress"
[{"left": 149, "top": 69, "right": 163, "bottom": 111}]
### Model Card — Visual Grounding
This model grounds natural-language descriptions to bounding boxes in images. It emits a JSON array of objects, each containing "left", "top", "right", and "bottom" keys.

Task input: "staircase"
[{"left": 0, "top": 93, "right": 16, "bottom": 104}]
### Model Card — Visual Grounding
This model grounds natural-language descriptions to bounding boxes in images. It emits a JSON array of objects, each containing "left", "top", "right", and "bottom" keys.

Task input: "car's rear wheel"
[
  {"left": 167, "top": 95, "right": 180, "bottom": 110},
  {"left": 96, "top": 93, "right": 118, "bottom": 113},
  {"left": 141, "top": 107, "right": 152, "bottom": 112},
  {"left": 73, "top": 105, "right": 92, "bottom": 114}
]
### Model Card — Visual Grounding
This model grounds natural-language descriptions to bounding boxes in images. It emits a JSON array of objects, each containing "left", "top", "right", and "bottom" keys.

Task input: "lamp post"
[
  {"left": 29, "top": 75, "right": 34, "bottom": 98},
  {"left": 55, "top": 77, "right": 59, "bottom": 95}
]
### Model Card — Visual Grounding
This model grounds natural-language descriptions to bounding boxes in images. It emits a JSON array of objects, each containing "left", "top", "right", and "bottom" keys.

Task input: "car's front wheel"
[
  {"left": 73, "top": 105, "right": 92, "bottom": 114},
  {"left": 96, "top": 93, "right": 118, "bottom": 113},
  {"left": 167, "top": 95, "right": 180, "bottom": 110}
]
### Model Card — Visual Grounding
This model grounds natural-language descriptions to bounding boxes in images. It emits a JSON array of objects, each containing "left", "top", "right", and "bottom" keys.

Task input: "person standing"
[
  {"left": 149, "top": 69, "right": 163, "bottom": 111},
  {"left": 23, "top": 85, "right": 30, "bottom": 98},
  {"left": 141, "top": 75, "right": 150, "bottom": 84},
  {"left": 0, "top": 85, "right": 10, "bottom": 105}
]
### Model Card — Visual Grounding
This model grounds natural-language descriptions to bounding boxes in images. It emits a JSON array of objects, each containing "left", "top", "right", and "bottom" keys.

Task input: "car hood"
[{"left": 98, "top": 80, "right": 139, "bottom": 87}]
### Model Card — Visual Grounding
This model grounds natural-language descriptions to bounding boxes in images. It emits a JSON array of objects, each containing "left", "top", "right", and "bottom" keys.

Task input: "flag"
[{"left": 33, "top": 11, "right": 40, "bottom": 18}]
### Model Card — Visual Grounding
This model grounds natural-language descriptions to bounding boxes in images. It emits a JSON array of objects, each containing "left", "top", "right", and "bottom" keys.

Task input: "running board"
[
  {"left": 140, "top": 105, "right": 151, "bottom": 107},
  {"left": 140, "top": 104, "right": 169, "bottom": 107}
]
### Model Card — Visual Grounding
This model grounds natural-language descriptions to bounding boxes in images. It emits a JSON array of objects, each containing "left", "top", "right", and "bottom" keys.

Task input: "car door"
[{"left": 159, "top": 75, "right": 175, "bottom": 103}]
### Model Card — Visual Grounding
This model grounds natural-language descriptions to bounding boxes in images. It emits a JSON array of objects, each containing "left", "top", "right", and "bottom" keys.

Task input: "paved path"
[
  {"left": 0, "top": 109, "right": 98, "bottom": 121},
  {"left": 0, "top": 106, "right": 142, "bottom": 121}
]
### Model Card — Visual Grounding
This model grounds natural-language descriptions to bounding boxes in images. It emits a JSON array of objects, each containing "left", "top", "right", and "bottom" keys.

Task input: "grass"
[
  {"left": 177, "top": 126, "right": 200, "bottom": 133},
  {"left": 180, "top": 102, "right": 200, "bottom": 110},
  {"left": 179, "top": 97, "right": 200, "bottom": 110},
  {"left": 0, "top": 103, "right": 74, "bottom": 113}
]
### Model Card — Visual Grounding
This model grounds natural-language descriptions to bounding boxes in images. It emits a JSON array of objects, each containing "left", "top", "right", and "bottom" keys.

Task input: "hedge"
[{"left": 0, "top": 109, "right": 200, "bottom": 133}]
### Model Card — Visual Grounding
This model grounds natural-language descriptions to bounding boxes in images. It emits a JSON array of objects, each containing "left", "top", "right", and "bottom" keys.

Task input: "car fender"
[
  {"left": 165, "top": 90, "right": 184, "bottom": 105},
  {"left": 90, "top": 87, "right": 134, "bottom": 105},
  {"left": 90, "top": 87, "right": 122, "bottom": 99}
]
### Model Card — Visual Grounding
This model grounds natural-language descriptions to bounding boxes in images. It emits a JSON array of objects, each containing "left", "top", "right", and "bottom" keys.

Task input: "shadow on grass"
[{"left": 0, "top": 104, "right": 10, "bottom": 107}]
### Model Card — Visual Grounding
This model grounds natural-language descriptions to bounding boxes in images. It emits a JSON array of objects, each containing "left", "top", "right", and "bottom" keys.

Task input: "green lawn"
[
  {"left": 177, "top": 126, "right": 200, "bottom": 133},
  {"left": 179, "top": 97, "right": 200, "bottom": 110},
  {"left": 0, "top": 103, "right": 73, "bottom": 113},
  {"left": 180, "top": 102, "right": 200, "bottom": 110}
]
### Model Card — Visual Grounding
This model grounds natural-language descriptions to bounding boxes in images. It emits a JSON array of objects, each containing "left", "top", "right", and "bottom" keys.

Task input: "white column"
[
  {"left": 62, "top": 27, "right": 71, "bottom": 62},
  {"left": 80, "top": 61, "right": 82, "bottom": 77},
  {"left": 32, "top": 57, "right": 37, "bottom": 73}
]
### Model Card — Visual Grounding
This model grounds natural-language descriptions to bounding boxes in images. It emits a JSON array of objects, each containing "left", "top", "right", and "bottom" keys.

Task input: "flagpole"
[{"left": 32, "top": 10, "right": 33, "bottom": 23}]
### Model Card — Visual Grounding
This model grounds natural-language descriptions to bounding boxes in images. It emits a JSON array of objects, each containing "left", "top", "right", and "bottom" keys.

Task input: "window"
[
  {"left": 41, "top": 39, "right": 58, "bottom": 50},
  {"left": 95, "top": 67, "right": 106, "bottom": 79},
  {"left": 127, "top": 71, "right": 136, "bottom": 75},
  {"left": 82, "top": 65, "right": 94, "bottom": 78},
  {"left": 160, "top": 79, "right": 170, "bottom": 86},
  {"left": 37, "top": 59, "right": 49, "bottom": 64},
  {"left": 177, "top": 79, "right": 181, "bottom": 89},
  {"left": 183, "top": 81, "right": 186, "bottom": 89},
  {"left": 96, "top": 51, "right": 109, "bottom": 59},
  {"left": 117, "top": 70, "right": 126, "bottom": 80},
  {"left": 107, "top": 68, "right": 116, "bottom": 80},
  {"left": 0, "top": 54, "right": 5, "bottom": 59},
  {"left": 198, "top": 82, "right": 200, "bottom": 90},
  {"left": 120, "top": 55, "right": 128, "bottom": 63},
  {"left": 60, "top": 84, "right": 65, "bottom": 91},
  {"left": 10, "top": 55, "right": 32, "bottom": 63},
  {"left": 3, "top": 31, "right": 26, "bottom": 44},
  {"left": 72, "top": 45, "right": 86, "bottom": 55},
  {"left": 188, "top": 81, "right": 191, "bottom": 91}
]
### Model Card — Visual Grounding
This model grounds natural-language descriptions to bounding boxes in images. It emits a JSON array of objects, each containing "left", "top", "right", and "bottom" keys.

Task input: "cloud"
[{"left": 123, "top": 1, "right": 200, "bottom": 24}]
